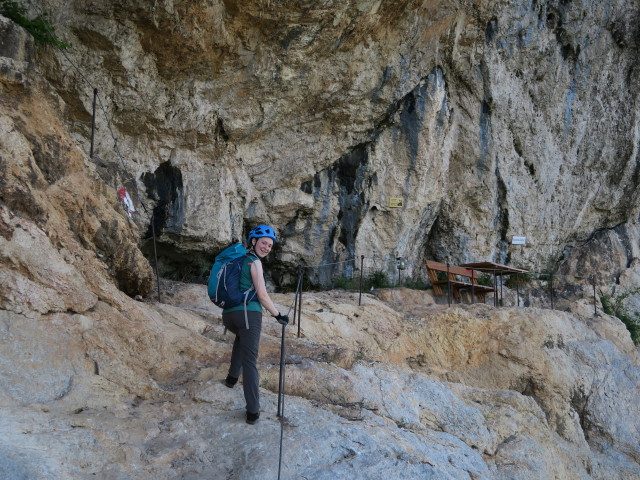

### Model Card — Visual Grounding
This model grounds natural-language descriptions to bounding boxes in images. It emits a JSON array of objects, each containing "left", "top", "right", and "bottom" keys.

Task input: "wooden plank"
[
  {"left": 425, "top": 260, "right": 473, "bottom": 277},
  {"left": 426, "top": 264, "right": 445, "bottom": 295},
  {"left": 425, "top": 260, "right": 448, "bottom": 271}
]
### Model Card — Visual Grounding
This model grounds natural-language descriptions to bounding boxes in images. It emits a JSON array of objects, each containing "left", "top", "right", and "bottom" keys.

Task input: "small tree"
[{"left": 1, "top": 1, "right": 69, "bottom": 48}]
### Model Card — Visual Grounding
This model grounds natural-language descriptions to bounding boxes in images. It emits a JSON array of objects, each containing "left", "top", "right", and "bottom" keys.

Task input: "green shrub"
[
  {"left": 477, "top": 274, "right": 494, "bottom": 287},
  {"left": 333, "top": 276, "right": 359, "bottom": 291},
  {"left": 368, "top": 270, "right": 390, "bottom": 289},
  {"left": 328, "top": 270, "right": 390, "bottom": 291},
  {"left": 400, "top": 278, "right": 430, "bottom": 290},
  {"left": 505, "top": 271, "right": 533, "bottom": 289},
  {"left": 1, "top": 1, "right": 69, "bottom": 48},
  {"left": 600, "top": 290, "right": 640, "bottom": 345}
]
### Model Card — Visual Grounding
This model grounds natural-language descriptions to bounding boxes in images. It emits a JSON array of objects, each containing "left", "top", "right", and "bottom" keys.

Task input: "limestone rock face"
[
  {"left": 0, "top": 16, "right": 153, "bottom": 299},
  {"left": 15, "top": 0, "right": 638, "bottom": 287}
]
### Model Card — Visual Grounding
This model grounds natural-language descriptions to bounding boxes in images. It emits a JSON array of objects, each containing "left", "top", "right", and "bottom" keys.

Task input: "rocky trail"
[{"left": 3, "top": 278, "right": 638, "bottom": 479}]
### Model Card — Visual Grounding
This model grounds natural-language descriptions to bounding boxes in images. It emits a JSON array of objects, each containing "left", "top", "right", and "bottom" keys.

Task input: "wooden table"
[
  {"left": 460, "top": 262, "right": 529, "bottom": 306},
  {"left": 425, "top": 260, "right": 496, "bottom": 305}
]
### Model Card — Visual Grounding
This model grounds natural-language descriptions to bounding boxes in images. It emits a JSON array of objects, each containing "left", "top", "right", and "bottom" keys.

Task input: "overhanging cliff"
[{"left": 11, "top": 0, "right": 637, "bottom": 286}]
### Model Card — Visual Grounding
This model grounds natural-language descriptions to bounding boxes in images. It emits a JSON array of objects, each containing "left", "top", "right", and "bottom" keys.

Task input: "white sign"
[{"left": 512, "top": 236, "right": 526, "bottom": 245}]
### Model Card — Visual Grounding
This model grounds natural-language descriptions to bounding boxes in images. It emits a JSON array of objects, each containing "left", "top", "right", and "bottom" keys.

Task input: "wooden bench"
[{"left": 425, "top": 260, "right": 495, "bottom": 303}]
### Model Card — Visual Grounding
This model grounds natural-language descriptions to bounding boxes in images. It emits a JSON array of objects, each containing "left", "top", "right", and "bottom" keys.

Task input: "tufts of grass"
[{"left": 600, "top": 289, "right": 640, "bottom": 345}]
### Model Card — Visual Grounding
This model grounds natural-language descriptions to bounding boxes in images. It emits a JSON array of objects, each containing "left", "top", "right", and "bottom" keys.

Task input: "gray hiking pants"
[{"left": 223, "top": 309, "right": 262, "bottom": 414}]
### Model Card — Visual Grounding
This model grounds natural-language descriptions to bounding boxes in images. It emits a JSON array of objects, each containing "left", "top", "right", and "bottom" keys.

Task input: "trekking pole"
[
  {"left": 277, "top": 314, "right": 288, "bottom": 418},
  {"left": 276, "top": 318, "right": 287, "bottom": 480},
  {"left": 278, "top": 273, "right": 301, "bottom": 418},
  {"left": 277, "top": 277, "right": 301, "bottom": 480},
  {"left": 277, "top": 322, "right": 287, "bottom": 418}
]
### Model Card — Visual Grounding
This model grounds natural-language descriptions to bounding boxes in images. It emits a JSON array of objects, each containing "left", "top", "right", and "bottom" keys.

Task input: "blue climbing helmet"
[{"left": 248, "top": 224, "right": 277, "bottom": 243}]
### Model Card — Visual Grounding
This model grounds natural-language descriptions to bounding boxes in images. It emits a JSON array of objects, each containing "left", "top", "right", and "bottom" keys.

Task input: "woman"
[{"left": 222, "top": 225, "right": 289, "bottom": 425}]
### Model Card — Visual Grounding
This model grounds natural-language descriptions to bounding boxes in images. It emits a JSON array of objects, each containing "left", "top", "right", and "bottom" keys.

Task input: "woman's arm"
[{"left": 250, "top": 258, "right": 280, "bottom": 317}]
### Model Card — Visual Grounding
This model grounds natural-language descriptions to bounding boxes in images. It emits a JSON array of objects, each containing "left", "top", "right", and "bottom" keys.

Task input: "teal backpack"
[{"left": 207, "top": 244, "right": 258, "bottom": 329}]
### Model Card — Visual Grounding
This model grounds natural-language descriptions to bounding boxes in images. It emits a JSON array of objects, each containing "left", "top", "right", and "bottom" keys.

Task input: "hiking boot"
[
  {"left": 224, "top": 375, "right": 238, "bottom": 388},
  {"left": 246, "top": 411, "right": 260, "bottom": 425}
]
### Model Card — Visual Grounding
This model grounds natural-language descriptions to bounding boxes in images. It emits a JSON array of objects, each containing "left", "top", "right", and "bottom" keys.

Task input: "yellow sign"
[{"left": 389, "top": 197, "right": 403, "bottom": 208}]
